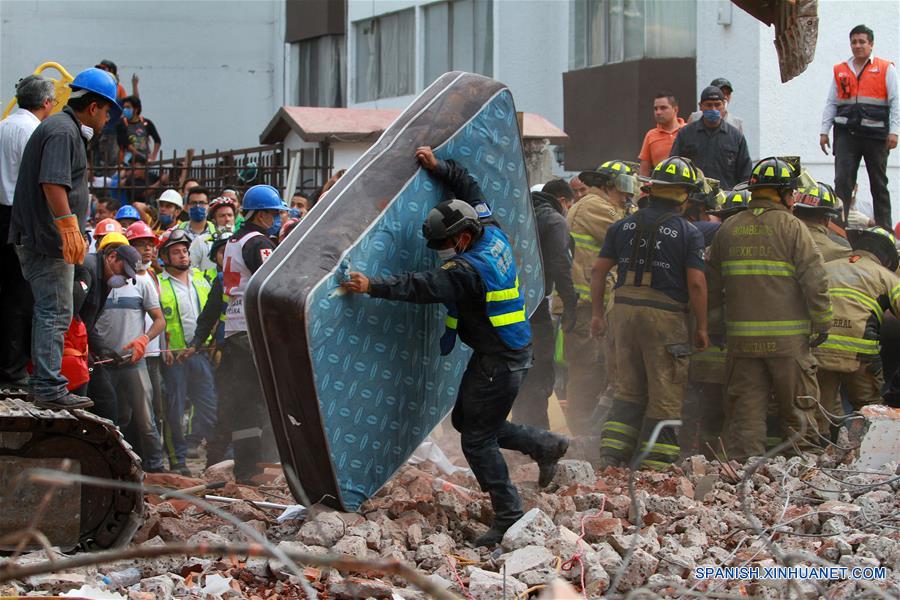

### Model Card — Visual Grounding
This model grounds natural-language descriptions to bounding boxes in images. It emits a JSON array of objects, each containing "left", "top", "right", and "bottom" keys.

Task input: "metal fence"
[{"left": 88, "top": 144, "right": 333, "bottom": 205}]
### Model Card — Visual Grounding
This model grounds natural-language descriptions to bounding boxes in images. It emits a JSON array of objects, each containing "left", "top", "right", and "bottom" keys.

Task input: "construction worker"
[
  {"left": 792, "top": 181, "right": 852, "bottom": 261},
  {"left": 176, "top": 187, "right": 216, "bottom": 241},
  {"left": 157, "top": 229, "right": 218, "bottom": 475},
  {"left": 342, "top": 146, "right": 569, "bottom": 547},
  {"left": 685, "top": 189, "right": 749, "bottom": 454},
  {"left": 10, "top": 67, "right": 120, "bottom": 410},
  {"left": 814, "top": 227, "right": 900, "bottom": 436},
  {"left": 707, "top": 157, "right": 832, "bottom": 460},
  {"left": 562, "top": 160, "right": 633, "bottom": 435},
  {"left": 591, "top": 156, "right": 709, "bottom": 470},
  {"left": 115, "top": 204, "right": 141, "bottom": 228},
  {"left": 190, "top": 195, "right": 236, "bottom": 280},
  {"left": 220, "top": 184, "right": 283, "bottom": 482},
  {"left": 153, "top": 189, "right": 183, "bottom": 234}
]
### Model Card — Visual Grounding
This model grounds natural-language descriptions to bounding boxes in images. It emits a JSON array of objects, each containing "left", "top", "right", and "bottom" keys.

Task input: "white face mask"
[
  {"left": 436, "top": 247, "right": 456, "bottom": 261},
  {"left": 80, "top": 124, "right": 95, "bottom": 142},
  {"left": 141, "top": 261, "right": 152, "bottom": 271}
]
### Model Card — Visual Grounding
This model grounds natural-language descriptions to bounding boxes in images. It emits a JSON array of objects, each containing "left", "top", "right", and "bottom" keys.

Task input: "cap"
[
  {"left": 95, "top": 59, "right": 118, "bottom": 74},
  {"left": 710, "top": 77, "right": 733, "bottom": 92},
  {"left": 700, "top": 86, "right": 725, "bottom": 102},
  {"left": 112, "top": 245, "right": 142, "bottom": 282}
]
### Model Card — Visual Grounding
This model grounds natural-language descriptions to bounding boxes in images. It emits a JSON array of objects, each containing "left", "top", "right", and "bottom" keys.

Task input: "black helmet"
[
  {"left": 713, "top": 189, "right": 750, "bottom": 219},
  {"left": 159, "top": 228, "right": 192, "bottom": 255},
  {"left": 793, "top": 181, "right": 841, "bottom": 219},
  {"left": 422, "top": 199, "right": 482, "bottom": 249},
  {"left": 849, "top": 227, "right": 899, "bottom": 272},
  {"left": 747, "top": 156, "right": 799, "bottom": 190},
  {"left": 579, "top": 160, "right": 636, "bottom": 195},
  {"left": 688, "top": 170, "right": 721, "bottom": 210},
  {"left": 208, "top": 230, "right": 233, "bottom": 262},
  {"left": 644, "top": 156, "right": 701, "bottom": 196}
]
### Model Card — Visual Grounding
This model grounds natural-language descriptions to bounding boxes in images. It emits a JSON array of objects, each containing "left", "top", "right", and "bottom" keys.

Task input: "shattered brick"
[{"left": 501, "top": 508, "right": 556, "bottom": 551}]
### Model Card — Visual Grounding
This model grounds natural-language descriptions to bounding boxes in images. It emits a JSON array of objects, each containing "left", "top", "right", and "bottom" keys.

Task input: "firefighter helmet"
[
  {"left": 158, "top": 228, "right": 192, "bottom": 256},
  {"left": 644, "top": 156, "right": 701, "bottom": 195},
  {"left": 747, "top": 156, "right": 798, "bottom": 190},
  {"left": 713, "top": 189, "right": 751, "bottom": 219},
  {"left": 208, "top": 230, "right": 233, "bottom": 263},
  {"left": 579, "top": 160, "right": 636, "bottom": 195},
  {"left": 422, "top": 199, "right": 483, "bottom": 249},
  {"left": 793, "top": 182, "right": 841, "bottom": 218},
  {"left": 850, "top": 227, "right": 899, "bottom": 272}
]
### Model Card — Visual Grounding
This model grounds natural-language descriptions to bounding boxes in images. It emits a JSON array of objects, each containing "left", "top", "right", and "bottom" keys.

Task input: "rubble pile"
[{"left": 1, "top": 426, "right": 899, "bottom": 599}]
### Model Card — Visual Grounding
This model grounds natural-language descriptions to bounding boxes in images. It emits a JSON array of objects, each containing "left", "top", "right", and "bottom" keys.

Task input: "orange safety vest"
[{"left": 833, "top": 57, "right": 893, "bottom": 139}]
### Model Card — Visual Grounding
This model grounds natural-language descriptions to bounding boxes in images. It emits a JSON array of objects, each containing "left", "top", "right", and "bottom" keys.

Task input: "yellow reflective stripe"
[
  {"left": 642, "top": 442, "right": 681, "bottom": 457},
  {"left": 485, "top": 277, "right": 520, "bottom": 302},
  {"left": 820, "top": 334, "right": 881, "bottom": 355},
  {"left": 574, "top": 283, "right": 592, "bottom": 301},
  {"left": 890, "top": 285, "right": 900, "bottom": 305},
  {"left": 727, "top": 320, "right": 810, "bottom": 336},
  {"left": 600, "top": 438, "right": 632, "bottom": 451},
  {"left": 489, "top": 309, "right": 527, "bottom": 327},
  {"left": 810, "top": 307, "right": 833, "bottom": 324},
  {"left": 445, "top": 316, "right": 458, "bottom": 329},
  {"left": 765, "top": 436, "right": 782, "bottom": 449},
  {"left": 830, "top": 287, "right": 883, "bottom": 323},
  {"left": 692, "top": 347, "right": 726, "bottom": 363},
  {"left": 641, "top": 458, "right": 673, "bottom": 470},
  {"left": 721, "top": 259, "right": 796, "bottom": 277},
  {"left": 602, "top": 421, "right": 639, "bottom": 439},
  {"left": 571, "top": 232, "right": 601, "bottom": 252}
]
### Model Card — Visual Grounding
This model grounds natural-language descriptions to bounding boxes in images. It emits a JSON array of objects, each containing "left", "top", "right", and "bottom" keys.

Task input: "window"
[
  {"left": 354, "top": 10, "right": 415, "bottom": 102},
  {"left": 571, "top": 0, "right": 696, "bottom": 69},
  {"left": 297, "top": 35, "right": 346, "bottom": 107},
  {"left": 424, "top": 0, "right": 493, "bottom": 85}
]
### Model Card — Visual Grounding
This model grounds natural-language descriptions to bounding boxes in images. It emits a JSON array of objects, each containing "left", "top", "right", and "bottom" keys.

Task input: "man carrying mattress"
[{"left": 343, "top": 147, "right": 569, "bottom": 547}]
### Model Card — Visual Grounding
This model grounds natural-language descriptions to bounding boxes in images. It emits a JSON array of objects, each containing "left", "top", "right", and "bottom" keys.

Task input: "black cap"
[
  {"left": 95, "top": 59, "right": 118, "bottom": 74},
  {"left": 710, "top": 77, "right": 733, "bottom": 92},
  {"left": 700, "top": 86, "right": 725, "bottom": 102},
  {"left": 112, "top": 245, "right": 142, "bottom": 281}
]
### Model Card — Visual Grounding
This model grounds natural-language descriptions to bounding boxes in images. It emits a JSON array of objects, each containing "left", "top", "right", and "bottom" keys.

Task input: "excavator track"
[{"left": 0, "top": 390, "right": 143, "bottom": 552}]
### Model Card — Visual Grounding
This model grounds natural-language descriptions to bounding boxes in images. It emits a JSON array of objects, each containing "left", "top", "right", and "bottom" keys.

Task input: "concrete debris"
[{"left": 4, "top": 420, "right": 900, "bottom": 600}]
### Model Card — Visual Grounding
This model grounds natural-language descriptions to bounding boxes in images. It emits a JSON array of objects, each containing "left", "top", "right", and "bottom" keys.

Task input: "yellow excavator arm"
[{"left": 2, "top": 62, "right": 74, "bottom": 119}]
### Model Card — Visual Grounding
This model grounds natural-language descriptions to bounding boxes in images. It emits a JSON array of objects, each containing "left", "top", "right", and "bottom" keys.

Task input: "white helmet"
[{"left": 158, "top": 188, "right": 184, "bottom": 209}]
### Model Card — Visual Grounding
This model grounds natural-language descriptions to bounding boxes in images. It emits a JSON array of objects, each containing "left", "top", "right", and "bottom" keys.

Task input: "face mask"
[
  {"left": 702, "top": 109, "right": 721, "bottom": 123},
  {"left": 141, "top": 261, "right": 152, "bottom": 271},
  {"left": 188, "top": 206, "right": 207, "bottom": 222},
  {"left": 123, "top": 108, "right": 134, "bottom": 120},
  {"left": 158, "top": 213, "right": 173, "bottom": 226},
  {"left": 107, "top": 274, "right": 127, "bottom": 288},
  {"left": 266, "top": 214, "right": 282, "bottom": 238},
  {"left": 436, "top": 247, "right": 456, "bottom": 261},
  {"left": 80, "top": 124, "right": 95, "bottom": 142}
]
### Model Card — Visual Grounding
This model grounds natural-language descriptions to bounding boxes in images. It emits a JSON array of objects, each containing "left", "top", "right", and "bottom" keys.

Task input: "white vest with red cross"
[{"left": 222, "top": 231, "right": 269, "bottom": 336}]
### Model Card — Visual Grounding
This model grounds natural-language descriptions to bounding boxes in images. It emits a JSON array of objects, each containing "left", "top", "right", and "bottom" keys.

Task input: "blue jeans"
[
  {"left": 15, "top": 246, "right": 72, "bottom": 400},
  {"left": 162, "top": 353, "right": 218, "bottom": 465},
  {"left": 108, "top": 362, "right": 165, "bottom": 471}
]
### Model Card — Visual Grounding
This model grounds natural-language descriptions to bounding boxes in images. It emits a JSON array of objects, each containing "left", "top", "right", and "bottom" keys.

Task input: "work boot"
[
  {"left": 30, "top": 392, "right": 94, "bottom": 410},
  {"left": 473, "top": 526, "right": 507, "bottom": 547},
  {"left": 537, "top": 433, "right": 570, "bottom": 488},
  {"left": 172, "top": 463, "right": 192, "bottom": 477}
]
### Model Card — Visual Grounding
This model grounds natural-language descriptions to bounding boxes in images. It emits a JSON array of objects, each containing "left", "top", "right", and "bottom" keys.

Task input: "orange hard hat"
[{"left": 95, "top": 218, "right": 123, "bottom": 236}]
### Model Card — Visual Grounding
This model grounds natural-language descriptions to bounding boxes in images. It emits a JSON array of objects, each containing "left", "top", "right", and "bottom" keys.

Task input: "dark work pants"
[
  {"left": 0, "top": 205, "right": 33, "bottom": 384},
  {"left": 87, "top": 362, "right": 119, "bottom": 423},
  {"left": 512, "top": 301, "right": 554, "bottom": 430},
  {"left": 834, "top": 128, "right": 892, "bottom": 229},
  {"left": 451, "top": 348, "right": 552, "bottom": 529},
  {"left": 217, "top": 333, "right": 277, "bottom": 482}
]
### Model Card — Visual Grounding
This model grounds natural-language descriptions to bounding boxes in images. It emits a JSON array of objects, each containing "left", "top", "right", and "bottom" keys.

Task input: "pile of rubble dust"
[{"left": 1, "top": 410, "right": 899, "bottom": 599}]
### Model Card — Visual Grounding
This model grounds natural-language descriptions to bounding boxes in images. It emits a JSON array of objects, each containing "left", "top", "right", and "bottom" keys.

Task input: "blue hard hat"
[
  {"left": 242, "top": 185, "right": 287, "bottom": 212},
  {"left": 69, "top": 67, "right": 122, "bottom": 119},
  {"left": 115, "top": 205, "right": 141, "bottom": 222}
]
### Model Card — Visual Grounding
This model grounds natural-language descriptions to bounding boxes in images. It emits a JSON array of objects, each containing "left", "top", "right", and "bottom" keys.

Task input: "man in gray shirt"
[
  {"left": 670, "top": 86, "right": 752, "bottom": 190},
  {"left": 9, "top": 67, "right": 121, "bottom": 409}
]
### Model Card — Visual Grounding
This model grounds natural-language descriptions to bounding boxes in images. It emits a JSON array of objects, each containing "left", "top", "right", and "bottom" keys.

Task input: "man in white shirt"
[
  {"left": 820, "top": 24, "right": 899, "bottom": 230},
  {"left": 0, "top": 75, "right": 55, "bottom": 387}
]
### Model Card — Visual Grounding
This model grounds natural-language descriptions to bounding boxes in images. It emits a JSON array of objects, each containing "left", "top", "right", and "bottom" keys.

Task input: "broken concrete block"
[
  {"left": 496, "top": 545, "right": 554, "bottom": 576},
  {"left": 553, "top": 460, "right": 596, "bottom": 486},
  {"left": 347, "top": 520, "right": 382, "bottom": 550},
  {"left": 536, "top": 578, "right": 582, "bottom": 599},
  {"left": 857, "top": 536, "right": 900, "bottom": 570},
  {"left": 332, "top": 535, "right": 368, "bottom": 558},
  {"left": 467, "top": 567, "right": 527, "bottom": 600},
  {"left": 517, "top": 567, "right": 556, "bottom": 587},
  {"left": 681, "top": 528, "right": 708, "bottom": 548},
  {"left": 26, "top": 573, "right": 87, "bottom": 594},
  {"left": 612, "top": 548, "right": 659, "bottom": 591},
  {"left": 545, "top": 525, "right": 590, "bottom": 557},
  {"left": 582, "top": 561, "right": 610, "bottom": 596},
  {"left": 330, "top": 576, "right": 394, "bottom": 599},
  {"left": 582, "top": 516, "right": 624, "bottom": 542},
  {"left": 590, "top": 542, "right": 623, "bottom": 573},
  {"left": 424, "top": 532, "right": 456, "bottom": 554},
  {"left": 853, "top": 405, "right": 900, "bottom": 471},
  {"left": 298, "top": 512, "right": 344, "bottom": 547},
  {"left": 501, "top": 508, "right": 556, "bottom": 551}
]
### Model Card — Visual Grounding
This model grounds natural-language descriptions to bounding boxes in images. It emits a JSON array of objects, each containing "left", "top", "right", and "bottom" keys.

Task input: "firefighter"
[
  {"left": 707, "top": 157, "right": 832, "bottom": 460},
  {"left": 562, "top": 160, "right": 634, "bottom": 435},
  {"left": 792, "top": 181, "right": 852, "bottom": 261},
  {"left": 342, "top": 147, "right": 569, "bottom": 546},
  {"left": 814, "top": 227, "right": 900, "bottom": 437},
  {"left": 220, "top": 184, "right": 283, "bottom": 482},
  {"left": 591, "top": 156, "right": 709, "bottom": 470}
]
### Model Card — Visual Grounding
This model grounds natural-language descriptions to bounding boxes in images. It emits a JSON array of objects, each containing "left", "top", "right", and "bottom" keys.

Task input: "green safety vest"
[{"left": 159, "top": 269, "right": 212, "bottom": 349}]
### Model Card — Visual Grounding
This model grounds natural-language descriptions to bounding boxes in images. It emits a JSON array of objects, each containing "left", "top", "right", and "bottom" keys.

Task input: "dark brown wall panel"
[
  {"left": 285, "top": 0, "right": 346, "bottom": 43},
  {"left": 563, "top": 58, "right": 696, "bottom": 171}
]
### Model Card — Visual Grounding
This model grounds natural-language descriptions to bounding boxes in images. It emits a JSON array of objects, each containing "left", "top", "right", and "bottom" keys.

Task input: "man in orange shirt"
[{"left": 638, "top": 93, "right": 685, "bottom": 177}]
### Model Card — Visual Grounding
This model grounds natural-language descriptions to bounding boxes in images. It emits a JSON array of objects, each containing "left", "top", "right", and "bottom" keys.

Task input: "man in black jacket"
[{"left": 512, "top": 180, "right": 577, "bottom": 430}]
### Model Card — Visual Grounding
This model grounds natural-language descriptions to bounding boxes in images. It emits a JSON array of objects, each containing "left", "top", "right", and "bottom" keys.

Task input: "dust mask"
[
  {"left": 436, "top": 247, "right": 456, "bottom": 261},
  {"left": 80, "top": 124, "right": 95, "bottom": 142}
]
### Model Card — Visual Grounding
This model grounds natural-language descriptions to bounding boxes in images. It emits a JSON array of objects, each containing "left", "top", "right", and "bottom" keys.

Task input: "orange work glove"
[
  {"left": 53, "top": 214, "right": 87, "bottom": 265},
  {"left": 124, "top": 334, "right": 149, "bottom": 363}
]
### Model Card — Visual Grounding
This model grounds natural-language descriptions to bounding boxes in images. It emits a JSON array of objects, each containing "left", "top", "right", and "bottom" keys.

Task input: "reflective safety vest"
[
  {"left": 814, "top": 253, "right": 900, "bottom": 372},
  {"left": 159, "top": 268, "right": 211, "bottom": 350},
  {"left": 833, "top": 57, "right": 893, "bottom": 139},
  {"left": 440, "top": 225, "right": 531, "bottom": 353},
  {"left": 223, "top": 231, "right": 263, "bottom": 336}
]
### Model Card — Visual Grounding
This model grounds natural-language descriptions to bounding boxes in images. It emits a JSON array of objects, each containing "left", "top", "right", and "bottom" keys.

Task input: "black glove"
[
  {"left": 562, "top": 307, "right": 577, "bottom": 333},
  {"left": 809, "top": 332, "right": 829, "bottom": 348}
]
